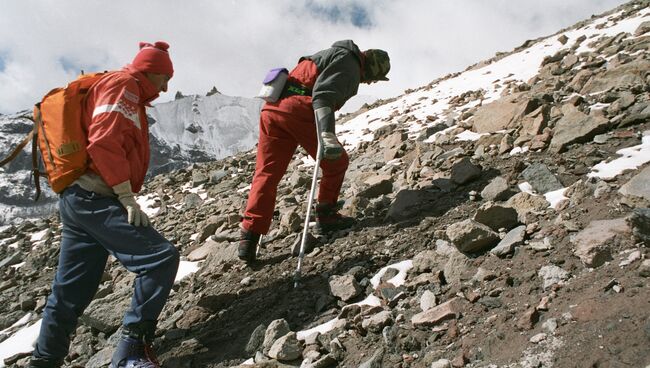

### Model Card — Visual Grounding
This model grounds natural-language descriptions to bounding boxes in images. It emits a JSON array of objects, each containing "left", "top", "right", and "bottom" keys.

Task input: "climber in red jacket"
[
  {"left": 29, "top": 42, "right": 179, "bottom": 368},
  {"left": 239, "top": 40, "right": 390, "bottom": 263}
]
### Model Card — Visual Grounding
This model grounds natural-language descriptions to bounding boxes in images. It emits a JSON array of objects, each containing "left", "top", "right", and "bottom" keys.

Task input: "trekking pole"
[
  {"left": 255, "top": 235, "right": 263, "bottom": 259},
  {"left": 294, "top": 138, "right": 322, "bottom": 288}
]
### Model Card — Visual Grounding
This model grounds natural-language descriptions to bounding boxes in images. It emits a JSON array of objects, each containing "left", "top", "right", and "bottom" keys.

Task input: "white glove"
[
  {"left": 112, "top": 181, "right": 149, "bottom": 227},
  {"left": 320, "top": 132, "right": 344, "bottom": 160}
]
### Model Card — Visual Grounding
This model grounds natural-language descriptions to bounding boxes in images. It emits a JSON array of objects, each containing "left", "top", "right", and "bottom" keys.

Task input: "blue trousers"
[{"left": 33, "top": 185, "right": 179, "bottom": 362}]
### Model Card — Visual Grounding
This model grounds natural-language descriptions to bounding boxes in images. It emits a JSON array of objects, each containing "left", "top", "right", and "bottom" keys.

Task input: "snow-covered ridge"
[
  {"left": 337, "top": 7, "right": 650, "bottom": 150},
  {"left": 147, "top": 93, "right": 263, "bottom": 160}
]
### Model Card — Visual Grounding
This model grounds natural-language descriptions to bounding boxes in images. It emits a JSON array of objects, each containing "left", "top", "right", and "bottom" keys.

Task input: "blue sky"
[{"left": 0, "top": 0, "right": 630, "bottom": 114}]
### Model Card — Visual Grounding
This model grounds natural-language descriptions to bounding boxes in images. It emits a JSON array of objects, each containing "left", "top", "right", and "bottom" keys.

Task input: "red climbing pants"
[{"left": 242, "top": 108, "right": 349, "bottom": 235}]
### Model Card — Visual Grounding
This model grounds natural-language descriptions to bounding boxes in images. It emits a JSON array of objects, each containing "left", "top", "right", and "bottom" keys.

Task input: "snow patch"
[
  {"left": 174, "top": 261, "right": 202, "bottom": 283},
  {"left": 588, "top": 134, "right": 650, "bottom": 180},
  {"left": 0, "top": 319, "right": 42, "bottom": 367}
]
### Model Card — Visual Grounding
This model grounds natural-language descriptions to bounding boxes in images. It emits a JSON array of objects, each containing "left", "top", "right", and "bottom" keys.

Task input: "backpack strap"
[
  {"left": 0, "top": 129, "right": 33, "bottom": 167},
  {"left": 31, "top": 109, "right": 46, "bottom": 201}
]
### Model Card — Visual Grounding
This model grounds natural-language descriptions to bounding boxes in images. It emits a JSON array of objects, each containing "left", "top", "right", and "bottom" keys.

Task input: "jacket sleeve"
[
  {"left": 311, "top": 52, "right": 361, "bottom": 111},
  {"left": 85, "top": 76, "right": 142, "bottom": 187}
]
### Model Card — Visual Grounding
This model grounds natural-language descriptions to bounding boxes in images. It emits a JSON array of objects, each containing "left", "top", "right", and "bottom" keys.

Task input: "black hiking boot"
[
  {"left": 28, "top": 357, "right": 63, "bottom": 368},
  {"left": 238, "top": 228, "right": 260, "bottom": 263},
  {"left": 315, "top": 202, "right": 356, "bottom": 234},
  {"left": 110, "top": 323, "right": 160, "bottom": 368}
]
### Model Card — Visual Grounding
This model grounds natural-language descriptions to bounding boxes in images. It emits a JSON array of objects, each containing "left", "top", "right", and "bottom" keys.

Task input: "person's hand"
[
  {"left": 320, "top": 132, "right": 343, "bottom": 160},
  {"left": 112, "top": 181, "right": 149, "bottom": 227}
]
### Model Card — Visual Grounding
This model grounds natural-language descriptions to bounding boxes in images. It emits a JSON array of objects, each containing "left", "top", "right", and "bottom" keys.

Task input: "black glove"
[{"left": 314, "top": 106, "right": 343, "bottom": 160}]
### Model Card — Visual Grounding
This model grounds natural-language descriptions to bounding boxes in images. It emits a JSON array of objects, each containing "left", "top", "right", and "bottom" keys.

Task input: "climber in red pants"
[{"left": 239, "top": 40, "right": 390, "bottom": 263}]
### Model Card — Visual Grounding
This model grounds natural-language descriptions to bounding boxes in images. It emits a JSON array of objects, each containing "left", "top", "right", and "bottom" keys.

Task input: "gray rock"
[
  {"left": 628, "top": 208, "right": 650, "bottom": 243},
  {"left": 303, "top": 354, "right": 338, "bottom": 368},
  {"left": 619, "top": 165, "right": 650, "bottom": 207},
  {"left": 361, "top": 311, "right": 393, "bottom": 333},
  {"left": 420, "top": 290, "right": 438, "bottom": 311},
  {"left": 209, "top": 169, "right": 228, "bottom": 184},
  {"left": 85, "top": 329, "right": 123, "bottom": 368},
  {"left": 481, "top": 176, "right": 512, "bottom": 201},
  {"left": 199, "top": 239, "right": 240, "bottom": 275},
  {"left": 506, "top": 192, "right": 550, "bottom": 221},
  {"left": 245, "top": 324, "right": 266, "bottom": 355},
  {"left": 329, "top": 274, "right": 362, "bottom": 302},
  {"left": 431, "top": 359, "right": 452, "bottom": 368},
  {"left": 198, "top": 216, "right": 225, "bottom": 243},
  {"left": 382, "top": 131, "right": 408, "bottom": 149},
  {"left": 187, "top": 240, "right": 220, "bottom": 261},
  {"left": 411, "top": 250, "right": 441, "bottom": 273},
  {"left": 183, "top": 192, "right": 204, "bottom": 209},
  {"left": 291, "top": 232, "right": 319, "bottom": 257},
  {"left": 385, "top": 189, "right": 437, "bottom": 221},
  {"left": 549, "top": 106, "right": 610, "bottom": 153},
  {"left": 416, "top": 123, "right": 448, "bottom": 141},
  {"left": 572, "top": 218, "right": 629, "bottom": 267},
  {"left": 444, "top": 249, "right": 476, "bottom": 286},
  {"left": 491, "top": 225, "right": 526, "bottom": 257},
  {"left": 358, "top": 175, "right": 393, "bottom": 199},
  {"left": 446, "top": 219, "right": 499, "bottom": 253},
  {"left": 80, "top": 291, "right": 130, "bottom": 334},
  {"left": 263, "top": 319, "right": 291, "bottom": 354},
  {"left": 538, "top": 265, "right": 570, "bottom": 290},
  {"left": 280, "top": 207, "right": 302, "bottom": 232},
  {"left": 618, "top": 102, "right": 650, "bottom": 128},
  {"left": 411, "top": 298, "right": 460, "bottom": 327},
  {"left": 634, "top": 20, "right": 650, "bottom": 36},
  {"left": 289, "top": 170, "right": 310, "bottom": 189},
  {"left": 473, "top": 202, "right": 519, "bottom": 231},
  {"left": 471, "top": 93, "right": 528, "bottom": 133},
  {"left": 0, "top": 252, "right": 22, "bottom": 269},
  {"left": 191, "top": 171, "right": 208, "bottom": 187},
  {"left": 450, "top": 158, "right": 482, "bottom": 185},
  {"left": 268, "top": 331, "right": 302, "bottom": 361},
  {"left": 639, "top": 259, "right": 650, "bottom": 277},
  {"left": 521, "top": 163, "right": 563, "bottom": 194},
  {"left": 581, "top": 59, "right": 650, "bottom": 95}
]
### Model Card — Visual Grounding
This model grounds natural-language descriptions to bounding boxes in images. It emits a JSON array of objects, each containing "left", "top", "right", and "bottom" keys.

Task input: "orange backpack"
[{"left": 0, "top": 72, "right": 109, "bottom": 200}]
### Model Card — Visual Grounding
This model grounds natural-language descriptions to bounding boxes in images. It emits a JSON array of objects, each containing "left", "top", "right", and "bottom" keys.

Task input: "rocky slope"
[{"left": 1, "top": 1, "right": 650, "bottom": 367}]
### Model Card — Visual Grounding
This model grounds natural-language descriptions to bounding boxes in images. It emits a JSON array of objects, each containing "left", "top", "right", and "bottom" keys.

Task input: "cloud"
[{"left": 0, "top": 0, "right": 629, "bottom": 114}]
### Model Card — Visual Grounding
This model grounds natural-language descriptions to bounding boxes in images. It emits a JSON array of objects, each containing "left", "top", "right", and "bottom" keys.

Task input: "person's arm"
[
  {"left": 86, "top": 76, "right": 149, "bottom": 226},
  {"left": 86, "top": 76, "right": 142, "bottom": 188},
  {"left": 311, "top": 53, "right": 361, "bottom": 160}
]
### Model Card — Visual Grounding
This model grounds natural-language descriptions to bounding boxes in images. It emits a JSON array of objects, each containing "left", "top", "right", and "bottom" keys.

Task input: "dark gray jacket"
[{"left": 302, "top": 40, "right": 363, "bottom": 111}]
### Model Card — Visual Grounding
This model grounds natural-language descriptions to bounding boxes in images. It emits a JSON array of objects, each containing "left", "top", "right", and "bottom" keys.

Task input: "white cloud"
[{"left": 0, "top": 0, "right": 629, "bottom": 114}]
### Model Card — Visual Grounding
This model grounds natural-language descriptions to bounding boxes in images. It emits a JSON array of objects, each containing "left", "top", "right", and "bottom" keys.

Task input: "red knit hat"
[{"left": 131, "top": 41, "right": 174, "bottom": 77}]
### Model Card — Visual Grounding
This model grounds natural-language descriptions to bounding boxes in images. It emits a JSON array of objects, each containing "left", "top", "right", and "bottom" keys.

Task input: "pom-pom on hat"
[{"left": 131, "top": 41, "right": 174, "bottom": 77}]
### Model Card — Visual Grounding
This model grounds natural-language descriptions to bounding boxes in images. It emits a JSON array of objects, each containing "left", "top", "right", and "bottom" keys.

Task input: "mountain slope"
[{"left": 1, "top": 1, "right": 649, "bottom": 368}]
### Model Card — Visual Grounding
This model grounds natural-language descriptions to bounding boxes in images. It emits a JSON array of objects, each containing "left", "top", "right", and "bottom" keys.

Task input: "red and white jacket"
[{"left": 81, "top": 65, "right": 159, "bottom": 194}]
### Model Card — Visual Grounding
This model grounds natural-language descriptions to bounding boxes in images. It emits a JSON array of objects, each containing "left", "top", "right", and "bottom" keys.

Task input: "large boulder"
[
  {"left": 572, "top": 218, "right": 631, "bottom": 268},
  {"left": 580, "top": 59, "right": 650, "bottom": 95},
  {"left": 471, "top": 93, "right": 530, "bottom": 133},
  {"left": 549, "top": 105, "right": 610, "bottom": 153}
]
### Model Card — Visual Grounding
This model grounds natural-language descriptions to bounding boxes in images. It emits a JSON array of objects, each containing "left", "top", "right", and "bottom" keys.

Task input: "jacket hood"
[{"left": 331, "top": 40, "right": 363, "bottom": 65}]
